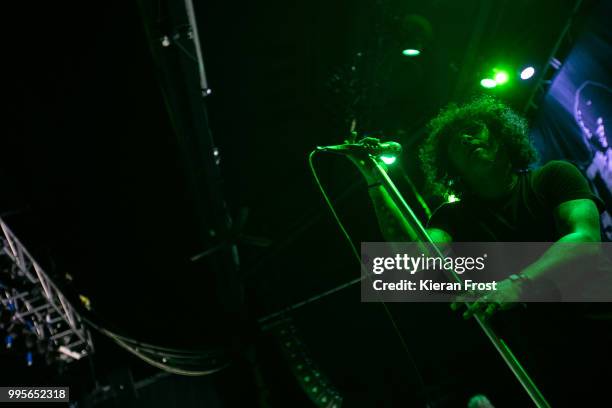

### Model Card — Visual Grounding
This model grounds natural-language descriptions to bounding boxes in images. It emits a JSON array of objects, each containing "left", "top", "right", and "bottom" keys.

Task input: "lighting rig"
[{"left": 0, "top": 217, "right": 94, "bottom": 369}]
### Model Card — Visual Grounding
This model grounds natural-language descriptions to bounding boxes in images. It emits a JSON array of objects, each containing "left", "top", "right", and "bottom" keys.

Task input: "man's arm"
[
  {"left": 519, "top": 198, "right": 601, "bottom": 284},
  {"left": 463, "top": 198, "right": 602, "bottom": 318},
  {"left": 350, "top": 154, "right": 452, "bottom": 243},
  {"left": 368, "top": 185, "right": 452, "bottom": 243}
]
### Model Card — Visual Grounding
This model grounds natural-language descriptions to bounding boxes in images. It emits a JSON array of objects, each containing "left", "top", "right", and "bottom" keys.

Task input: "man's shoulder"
[
  {"left": 532, "top": 159, "right": 580, "bottom": 178},
  {"left": 531, "top": 160, "right": 584, "bottom": 187},
  {"left": 530, "top": 159, "right": 605, "bottom": 212}
]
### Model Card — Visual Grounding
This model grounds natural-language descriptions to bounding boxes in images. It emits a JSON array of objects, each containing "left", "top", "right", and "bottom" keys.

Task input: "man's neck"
[{"left": 469, "top": 163, "right": 518, "bottom": 201}]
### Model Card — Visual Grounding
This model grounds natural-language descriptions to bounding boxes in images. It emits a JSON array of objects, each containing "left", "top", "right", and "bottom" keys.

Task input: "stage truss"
[{"left": 0, "top": 217, "right": 93, "bottom": 365}]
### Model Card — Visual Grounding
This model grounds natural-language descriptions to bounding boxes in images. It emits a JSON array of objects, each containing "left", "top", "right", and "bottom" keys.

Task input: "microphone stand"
[{"left": 367, "top": 155, "right": 551, "bottom": 408}]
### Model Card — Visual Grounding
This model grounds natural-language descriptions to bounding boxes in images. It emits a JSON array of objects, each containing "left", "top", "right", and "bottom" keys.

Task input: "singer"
[
  {"left": 349, "top": 95, "right": 611, "bottom": 405},
  {"left": 350, "top": 96, "right": 604, "bottom": 310}
]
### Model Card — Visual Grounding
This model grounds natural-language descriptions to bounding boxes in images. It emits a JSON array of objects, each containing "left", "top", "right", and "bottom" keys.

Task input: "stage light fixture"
[
  {"left": 447, "top": 194, "right": 459, "bottom": 203},
  {"left": 520, "top": 66, "right": 535, "bottom": 80},
  {"left": 380, "top": 155, "right": 397, "bottom": 165},
  {"left": 399, "top": 14, "right": 432, "bottom": 57},
  {"left": 401, "top": 48, "right": 421, "bottom": 57},
  {"left": 480, "top": 78, "right": 497, "bottom": 89},
  {"left": 494, "top": 71, "right": 509, "bottom": 84}
]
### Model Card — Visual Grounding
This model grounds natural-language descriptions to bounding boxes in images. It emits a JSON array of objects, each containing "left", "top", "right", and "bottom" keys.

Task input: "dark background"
[{"left": 1, "top": 0, "right": 607, "bottom": 406}]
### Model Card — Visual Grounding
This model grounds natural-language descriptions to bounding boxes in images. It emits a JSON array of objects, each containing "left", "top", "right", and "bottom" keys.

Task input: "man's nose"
[{"left": 461, "top": 135, "right": 474, "bottom": 145}]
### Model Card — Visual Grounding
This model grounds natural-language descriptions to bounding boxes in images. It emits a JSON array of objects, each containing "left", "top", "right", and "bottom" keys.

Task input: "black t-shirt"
[
  {"left": 427, "top": 160, "right": 605, "bottom": 242},
  {"left": 426, "top": 161, "right": 610, "bottom": 404}
]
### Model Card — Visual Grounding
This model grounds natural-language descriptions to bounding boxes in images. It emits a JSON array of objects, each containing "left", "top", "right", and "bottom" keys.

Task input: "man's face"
[{"left": 446, "top": 121, "right": 499, "bottom": 178}]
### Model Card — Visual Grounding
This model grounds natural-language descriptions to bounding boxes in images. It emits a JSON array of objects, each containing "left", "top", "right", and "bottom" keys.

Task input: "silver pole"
[{"left": 183, "top": 0, "right": 212, "bottom": 96}]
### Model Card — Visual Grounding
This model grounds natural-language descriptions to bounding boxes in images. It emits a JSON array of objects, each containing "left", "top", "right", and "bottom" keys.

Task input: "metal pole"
[{"left": 183, "top": 0, "right": 212, "bottom": 96}]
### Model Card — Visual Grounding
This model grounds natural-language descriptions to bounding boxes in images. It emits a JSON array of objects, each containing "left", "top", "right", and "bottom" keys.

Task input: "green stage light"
[
  {"left": 380, "top": 155, "right": 397, "bottom": 165},
  {"left": 447, "top": 194, "right": 460, "bottom": 203},
  {"left": 402, "top": 48, "right": 421, "bottom": 57},
  {"left": 480, "top": 78, "right": 497, "bottom": 88},
  {"left": 494, "top": 71, "right": 509, "bottom": 84}
]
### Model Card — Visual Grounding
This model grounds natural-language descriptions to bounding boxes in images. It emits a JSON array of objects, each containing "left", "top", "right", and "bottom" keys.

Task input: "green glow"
[
  {"left": 494, "top": 71, "right": 509, "bottom": 84},
  {"left": 447, "top": 194, "right": 459, "bottom": 203},
  {"left": 402, "top": 48, "right": 421, "bottom": 57},
  {"left": 380, "top": 155, "right": 397, "bottom": 165},
  {"left": 480, "top": 78, "right": 497, "bottom": 88}
]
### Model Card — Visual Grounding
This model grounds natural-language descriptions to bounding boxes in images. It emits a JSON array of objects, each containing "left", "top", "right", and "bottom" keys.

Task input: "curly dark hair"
[{"left": 419, "top": 96, "right": 538, "bottom": 198}]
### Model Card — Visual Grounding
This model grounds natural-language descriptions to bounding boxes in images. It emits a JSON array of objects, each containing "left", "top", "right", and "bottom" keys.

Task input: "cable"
[
  {"left": 74, "top": 299, "right": 222, "bottom": 354},
  {"left": 56, "top": 271, "right": 231, "bottom": 375},
  {"left": 308, "top": 150, "right": 428, "bottom": 397},
  {"left": 110, "top": 335, "right": 229, "bottom": 376},
  {"left": 81, "top": 314, "right": 230, "bottom": 376},
  {"left": 83, "top": 315, "right": 218, "bottom": 358},
  {"left": 98, "top": 328, "right": 218, "bottom": 354},
  {"left": 1, "top": 217, "right": 227, "bottom": 376},
  {"left": 308, "top": 151, "right": 360, "bottom": 261}
]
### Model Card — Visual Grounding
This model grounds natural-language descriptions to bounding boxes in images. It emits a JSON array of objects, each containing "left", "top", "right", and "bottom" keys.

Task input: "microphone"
[{"left": 317, "top": 139, "right": 402, "bottom": 156}]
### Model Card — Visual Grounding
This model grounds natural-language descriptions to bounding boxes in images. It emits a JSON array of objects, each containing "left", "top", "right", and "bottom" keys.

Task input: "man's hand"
[
  {"left": 345, "top": 137, "right": 388, "bottom": 185},
  {"left": 451, "top": 278, "right": 524, "bottom": 320}
]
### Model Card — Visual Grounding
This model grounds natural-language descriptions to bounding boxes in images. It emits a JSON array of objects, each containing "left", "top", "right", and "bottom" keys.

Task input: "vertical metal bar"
[
  {"left": 58, "top": 293, "right": 77, "bottom": 331},
  {"left": 183, "top": 0, "right": 211, "bottom": 95},
  {"left": 1, "top": 221, "right": 20, "bottom": 265},
  {"left": 32, "top": 262, "right": 53, "bottom": 301}
]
